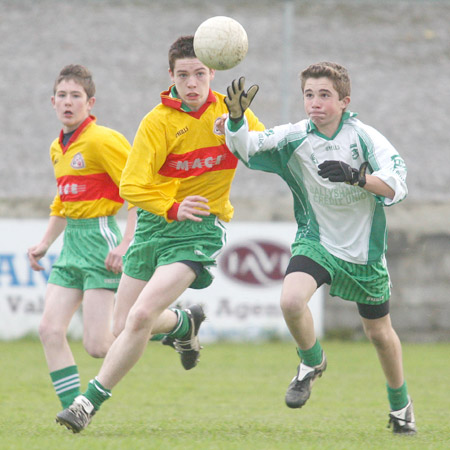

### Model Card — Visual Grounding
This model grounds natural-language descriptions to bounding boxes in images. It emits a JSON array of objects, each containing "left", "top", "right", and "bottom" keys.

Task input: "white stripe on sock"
[
  {"left": 53, "top": 373, "right": 79, "bottom": 388},
  {"left": 55, "top": 382, "right": 81, "bottom": 395},
  {"left": 54, "top": 378, "right": 81, "bottom": 392}
]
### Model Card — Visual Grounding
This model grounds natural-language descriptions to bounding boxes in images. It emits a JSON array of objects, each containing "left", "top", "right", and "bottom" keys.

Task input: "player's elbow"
[{"left": 119, "top": 182, "right": 133, "bottom": 204}]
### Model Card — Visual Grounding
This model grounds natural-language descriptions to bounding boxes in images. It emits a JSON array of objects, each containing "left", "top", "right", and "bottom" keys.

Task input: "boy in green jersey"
[{"left": 220, "top": 62, "right": 415, "bottom": 434}]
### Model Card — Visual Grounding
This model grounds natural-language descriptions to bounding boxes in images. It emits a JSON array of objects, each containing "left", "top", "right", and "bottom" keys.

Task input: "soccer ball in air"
[{"left": 193, "top": 16, "right": 248, "bottom": 70}]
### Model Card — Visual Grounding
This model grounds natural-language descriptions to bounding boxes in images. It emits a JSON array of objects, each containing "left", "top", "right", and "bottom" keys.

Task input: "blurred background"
[{"left": 0, "top": 0, "right": 449, "bottom": 341}]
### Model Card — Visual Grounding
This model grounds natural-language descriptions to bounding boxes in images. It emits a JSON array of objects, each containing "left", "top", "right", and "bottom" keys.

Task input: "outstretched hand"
[
  {"left": 318, "top": 160, "right": 369, "bottom": 187},
  {"left": 224, "top": 77, "right": 259, "bottom": 123}
]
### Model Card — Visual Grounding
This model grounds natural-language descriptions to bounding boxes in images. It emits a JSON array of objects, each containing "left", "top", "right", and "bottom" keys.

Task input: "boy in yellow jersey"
[
  {"left": 56, "top": 36, "right": 265, "bottom": 433},
  {"left": 27, "top": 65, "right": 139, "bottom": 410}
]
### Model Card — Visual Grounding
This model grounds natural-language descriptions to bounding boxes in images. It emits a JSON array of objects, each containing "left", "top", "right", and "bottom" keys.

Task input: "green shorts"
[
  {"left": 123, "top": 210, "right": 227, "bottom": 289},
  {"left": 291, "top": 238, "right": 391, "bottom": 305},
  {"left": 48, "top": 216, "right": 122, "bottom": 291}
]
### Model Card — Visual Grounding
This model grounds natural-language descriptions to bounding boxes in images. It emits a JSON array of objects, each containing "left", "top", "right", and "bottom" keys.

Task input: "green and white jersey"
[{"left": 225, "top": 111, "right": 407, "bottom": 265}]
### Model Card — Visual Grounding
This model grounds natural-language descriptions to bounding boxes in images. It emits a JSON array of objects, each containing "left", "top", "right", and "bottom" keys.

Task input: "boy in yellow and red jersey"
[
  {"left": 56, "top": 36, "right": 265, "bottom": 433},
  {"left": 27, "top": 65, "right": 139, "bottom": 411}
]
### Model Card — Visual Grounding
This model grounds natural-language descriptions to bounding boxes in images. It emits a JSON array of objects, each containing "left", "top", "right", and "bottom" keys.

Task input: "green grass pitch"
[{"left": 0, "top": 338, "right": 449, "bottom": 449}]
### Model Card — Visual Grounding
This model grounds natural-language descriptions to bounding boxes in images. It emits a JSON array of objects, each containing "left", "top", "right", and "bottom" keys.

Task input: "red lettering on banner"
[
  {"left": 219, "top": 241, "right": 291, "bottom": 286},
  {"left": 56, "top": 173, "right": 123, "bottom": 203},
  {"left": 158, "top": 145, "right": 238, "bottom": 178}
]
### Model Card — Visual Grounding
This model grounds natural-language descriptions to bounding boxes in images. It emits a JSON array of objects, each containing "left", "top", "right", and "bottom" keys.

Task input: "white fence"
[{"left": 0, "top": 219, "right": 323, "bottom": 342}]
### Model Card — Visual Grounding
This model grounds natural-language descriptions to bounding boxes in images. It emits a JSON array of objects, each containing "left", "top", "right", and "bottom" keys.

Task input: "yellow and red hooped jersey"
[
  {"left": 119, "top": 87, "right": 265, "bottom": 222},
  {"left": 49, "top": 116, "right": 131, "bottom": 219}
]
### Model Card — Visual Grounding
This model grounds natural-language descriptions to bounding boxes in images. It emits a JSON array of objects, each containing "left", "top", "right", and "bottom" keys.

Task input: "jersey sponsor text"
[{"left": 158, "top": 145, "right": 238, "bottom": 178}]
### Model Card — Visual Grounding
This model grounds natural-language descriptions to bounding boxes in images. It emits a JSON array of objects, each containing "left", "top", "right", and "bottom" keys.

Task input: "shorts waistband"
[
  {"left": 65, "top": 216, "right": 118, "bottom": 228},
  {"left": 138, "top": 209, "right": 219, "bottom": 224}
]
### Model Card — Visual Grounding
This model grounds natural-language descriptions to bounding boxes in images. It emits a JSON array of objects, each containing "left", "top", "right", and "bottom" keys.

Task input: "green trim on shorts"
[
  {"left": 291, "top": 238, "right": 391, "bottom": 304},
  {"left": 123, "top": 210, "right": 226, "bottom": 290},
  {"left": 48, "top": 216, "right": 122, "bottom": 291}
]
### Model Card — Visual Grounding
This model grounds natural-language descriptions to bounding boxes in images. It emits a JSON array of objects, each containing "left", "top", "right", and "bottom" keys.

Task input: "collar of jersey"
[
  {"left": 59, "top": 115, "right": 95, "bottom": 154},
  {"left": 307, "top": 111, "right": 358, "bottom": 140},
  {"left": 160, "top": 85, "right": 217, "bottom": 118}
]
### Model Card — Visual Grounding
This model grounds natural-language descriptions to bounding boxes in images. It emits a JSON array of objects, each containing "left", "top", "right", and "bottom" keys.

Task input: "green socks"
[
  {"left": 387, "top": 381, "right": 409, "bottom": 411},
  {"left": 84, "top": 377, "right": 112, "bottom": 411},
  {"left": 150, "top": 309, "right": 190, "bottom": 342},
  {"left": 149, "top": 334, "right": 165, "bottom": 341},
  {"left": 167, "top": 309, "right": 190, "bottom": 339},
  {"left": 50, "top": 365, "right": 81, "bottom": 408},
  {"left": 297, "top": 340, "right": 323, "bottom": 367},
  {"left": 296, "top": 341, "right": 409, "bottom": 411}
]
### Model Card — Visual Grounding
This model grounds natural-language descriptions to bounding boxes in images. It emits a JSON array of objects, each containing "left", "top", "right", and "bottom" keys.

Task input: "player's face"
[
  {"left": 51, "top": 79, "right": 95, "bottom": 133},
  {"left": 303, "top": 77, "right": 350, "bottom": 138},
  {"left": 169, "top": 58, "right": 215, "bottom": 111}
]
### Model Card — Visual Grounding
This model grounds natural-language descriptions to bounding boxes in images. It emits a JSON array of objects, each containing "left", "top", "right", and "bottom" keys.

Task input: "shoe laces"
[
  {"left": 173, "top": 337, "right": 200, "bottom": 353},
  {"left": 69, "top": 402, "right": 91, "bottom": 422}
]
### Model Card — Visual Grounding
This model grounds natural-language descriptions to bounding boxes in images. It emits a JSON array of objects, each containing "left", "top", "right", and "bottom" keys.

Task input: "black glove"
[
  {"left": 224, "top": 77, "right": 259, "bottom": 123},
  {"left": 318, "top": 160, "right": 369, "bottom": 187}
]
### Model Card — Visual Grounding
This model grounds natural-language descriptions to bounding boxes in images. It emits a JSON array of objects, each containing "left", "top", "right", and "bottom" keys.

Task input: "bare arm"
[
  {"left": 27, "top": 215, "right": 67, "bottom": 271},
  {"left": 363, "top": 175, "right": 395, "bottom": 200}
]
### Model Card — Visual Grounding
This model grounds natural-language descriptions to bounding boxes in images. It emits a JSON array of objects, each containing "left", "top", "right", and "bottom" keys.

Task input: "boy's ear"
[
  {"left": 341, "top": 96, "right": 351, "bottom": 108},
  {"left": 87, "top": 96, "right": 96, "bottom": 110}
]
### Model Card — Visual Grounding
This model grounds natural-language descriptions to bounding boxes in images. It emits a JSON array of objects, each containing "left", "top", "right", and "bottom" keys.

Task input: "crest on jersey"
[{"left": 70, "top": 152, "right": 86, "bottom": 169}]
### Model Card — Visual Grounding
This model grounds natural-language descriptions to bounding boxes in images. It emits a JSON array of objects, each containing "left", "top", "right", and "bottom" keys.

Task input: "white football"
[{"left": 194, "top": 16, "right": 248, "bottom": 70}]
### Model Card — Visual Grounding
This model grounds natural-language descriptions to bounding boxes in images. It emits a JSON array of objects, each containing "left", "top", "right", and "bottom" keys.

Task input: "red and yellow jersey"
[
  {"left": 120, "top": 87, "right": 265, "bottom": 222},
  {"left": 49, "top": 116, "right": 131, "bottom": 219}
]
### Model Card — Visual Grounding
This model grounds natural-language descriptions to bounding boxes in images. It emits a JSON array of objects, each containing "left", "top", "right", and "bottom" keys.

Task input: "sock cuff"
[
  {"left": 297, "top": 340, "right": 323, "bottom": 366},
  {"left": 387, "top": 380, "right": 407, "bottom": 392},
  {"left": 387, "top": 381, "right": 408, "bottom": 410},
  {"left": 50, "top": 366, "right": 80, "bottom": 400},
  {"left": 50, "top": 365, "right": 78, "bottom": 381},
  {"left": 167, "top": 309, "right": 188, "bottom": 338},
  {"left": 91, "top": 377, "right": 112, "bottom": 398}
]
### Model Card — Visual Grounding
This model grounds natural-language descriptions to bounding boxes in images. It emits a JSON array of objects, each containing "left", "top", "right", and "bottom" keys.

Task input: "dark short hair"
[
  {"left": 168, "top": 36, "right": 196, "bottom": 72},
  {"left": 53, "top": 64, "right": 95, "bottom": 98}
]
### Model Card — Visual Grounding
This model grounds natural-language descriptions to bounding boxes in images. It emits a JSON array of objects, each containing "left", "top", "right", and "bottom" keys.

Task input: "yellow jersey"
[
  {"left": 49, "top": 116, "right": 131, "bottom": 219},
  {"left": 120, "top": 87, "right": 264, "bottom": 222}
]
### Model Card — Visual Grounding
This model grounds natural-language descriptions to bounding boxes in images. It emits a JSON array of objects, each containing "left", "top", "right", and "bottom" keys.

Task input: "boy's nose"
[{"left": 187, "top": 76, "right": 197, "bottom": 86}]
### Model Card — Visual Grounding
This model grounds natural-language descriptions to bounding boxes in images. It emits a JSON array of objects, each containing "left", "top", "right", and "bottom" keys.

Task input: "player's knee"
[
  {"left": 280, "top": 291, "right": 309, "bottom": 317},
  {"left": 364, "top": 324, "right": 392, "bottom": 347},
  {"left": 127, "top": 306, "right": 153, "bottom": 332},
  {"left": 84, "top": 346, "right": 107, "bottom": 358},
  {"left": 83, "top": 339, "right": 111, "bottom": 358},
  {"left": 38, "top": 319, "right": 65, "bottom": 345}
]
